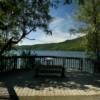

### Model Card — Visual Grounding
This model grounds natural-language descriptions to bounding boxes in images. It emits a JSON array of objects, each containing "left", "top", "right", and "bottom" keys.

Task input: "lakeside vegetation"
[{"left": 17, "top": 37, "right": 85, "bottom": 51}]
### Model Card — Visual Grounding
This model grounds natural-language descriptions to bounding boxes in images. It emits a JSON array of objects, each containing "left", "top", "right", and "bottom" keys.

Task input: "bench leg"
[
  {"left": 61, "top": 67, "right": 65, "bottom": 78},
  {"left": 34, "top": 67, "right": 39, "bottom": 77}
]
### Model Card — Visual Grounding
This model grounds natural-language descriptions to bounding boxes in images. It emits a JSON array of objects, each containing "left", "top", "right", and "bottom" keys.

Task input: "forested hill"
[{"left": 17, "top": 37, "right": 85, "bottom": 51}]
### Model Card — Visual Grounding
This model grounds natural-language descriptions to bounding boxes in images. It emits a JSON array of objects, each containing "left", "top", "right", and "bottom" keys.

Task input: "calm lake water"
[
  {"left": 11, "top": 50, "right": 87, "bottom": 58},
  {"left": 36, "top": 51, "right": 88, "bottom": 58}
]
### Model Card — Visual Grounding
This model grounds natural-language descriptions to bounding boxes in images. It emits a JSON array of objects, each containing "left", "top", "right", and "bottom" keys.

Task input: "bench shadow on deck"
[{"left": 0, "top": 70, "right": 100, "bottom": 100}]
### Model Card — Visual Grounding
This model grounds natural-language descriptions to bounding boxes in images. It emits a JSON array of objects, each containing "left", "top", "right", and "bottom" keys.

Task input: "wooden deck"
[{"left": 0, "top": 70, "right": 100, "bottom": 100}]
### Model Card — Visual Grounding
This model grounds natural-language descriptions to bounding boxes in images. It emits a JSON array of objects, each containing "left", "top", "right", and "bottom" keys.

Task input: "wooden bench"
[{"left": 34, "top": 65, "right": 65, "bottom": 77}]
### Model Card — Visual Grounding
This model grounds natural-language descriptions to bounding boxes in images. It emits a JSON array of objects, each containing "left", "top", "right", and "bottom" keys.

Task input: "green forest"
[{"left": 17, "top": 37, "right": 85, "bottom": 51}]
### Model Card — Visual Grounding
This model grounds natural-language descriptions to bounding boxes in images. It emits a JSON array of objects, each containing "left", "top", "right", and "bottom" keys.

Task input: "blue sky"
[{"left": 19, "top": 1, "right": 80, "bottom": 45}]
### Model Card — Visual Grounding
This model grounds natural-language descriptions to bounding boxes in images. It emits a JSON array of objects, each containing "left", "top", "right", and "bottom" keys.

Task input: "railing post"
[
  {"left": 0, "top": 56, "right": 1, "bottom": 72},
  {"left": 79, "top": 59, "right": 83, "bottom": 72},
  {"left": 61, "top": 58, "right": 65, "bottom": 77},
  {"left": 14, "top": 57, "right": 17, "bottom": 70},
  {"left": 92, "top": 60, "right": 95, "bottom": 74}
]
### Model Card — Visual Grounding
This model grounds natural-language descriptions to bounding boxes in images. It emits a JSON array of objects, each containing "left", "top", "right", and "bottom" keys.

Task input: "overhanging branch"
[{"left": 0, "top": 28, "right": 35, "bottom": 55}]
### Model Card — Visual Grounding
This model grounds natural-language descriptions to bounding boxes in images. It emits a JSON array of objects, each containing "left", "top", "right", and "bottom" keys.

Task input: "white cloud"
[
  {"left": 18, "top": 32, "right": 80, "bottom": 45},
  {"left": 50, "top": 18, "right": 64, "bottom": 27},
  {"left": 18, "top": 25, "right": 80, "bottom": 46},
  {"left": 18, "top": 16, "right": 80, "bottom": 45}
]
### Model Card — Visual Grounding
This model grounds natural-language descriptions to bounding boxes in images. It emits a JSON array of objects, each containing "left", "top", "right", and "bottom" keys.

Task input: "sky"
[{"left": 18, "top": 1, "right": 80, "bottom": 45}]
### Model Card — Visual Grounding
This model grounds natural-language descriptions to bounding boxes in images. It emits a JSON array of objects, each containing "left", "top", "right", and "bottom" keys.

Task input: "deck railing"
[{"left": 0, "top": 56, "right": 94, "bottom": 73}]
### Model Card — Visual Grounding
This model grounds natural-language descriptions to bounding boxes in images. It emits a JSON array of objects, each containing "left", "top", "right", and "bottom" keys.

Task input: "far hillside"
[{"left": 17, "top": 37, "right": 86, "bottom": 51}]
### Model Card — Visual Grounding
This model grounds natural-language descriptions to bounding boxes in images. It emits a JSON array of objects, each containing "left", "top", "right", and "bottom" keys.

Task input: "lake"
[{"left": 10, "top": 50, "right": 87, "bottom": 58}]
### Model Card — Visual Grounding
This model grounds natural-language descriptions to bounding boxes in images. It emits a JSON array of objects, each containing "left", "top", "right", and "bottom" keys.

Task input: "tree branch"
[{"left": 0, "top": 27, "right": 35, "bottom": 56}]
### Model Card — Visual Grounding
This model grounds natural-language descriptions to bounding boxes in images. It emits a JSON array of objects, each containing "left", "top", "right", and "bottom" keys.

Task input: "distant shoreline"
[{"left": 16, "top": 37, "right": 85, "bottom": 51}]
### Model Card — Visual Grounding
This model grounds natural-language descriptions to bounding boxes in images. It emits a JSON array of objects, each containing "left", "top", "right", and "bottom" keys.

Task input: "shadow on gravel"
[{"left": 0, "top": 70, "right": 100, "bottom": 99}]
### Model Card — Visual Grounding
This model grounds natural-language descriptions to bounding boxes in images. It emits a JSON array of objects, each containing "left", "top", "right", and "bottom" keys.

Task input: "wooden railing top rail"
[
  {"left": 0, "top": 55, "right": 83, "bottom": 60},
  {"left": 0, "top": 55, "right": 78, "bottom": 60}
]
